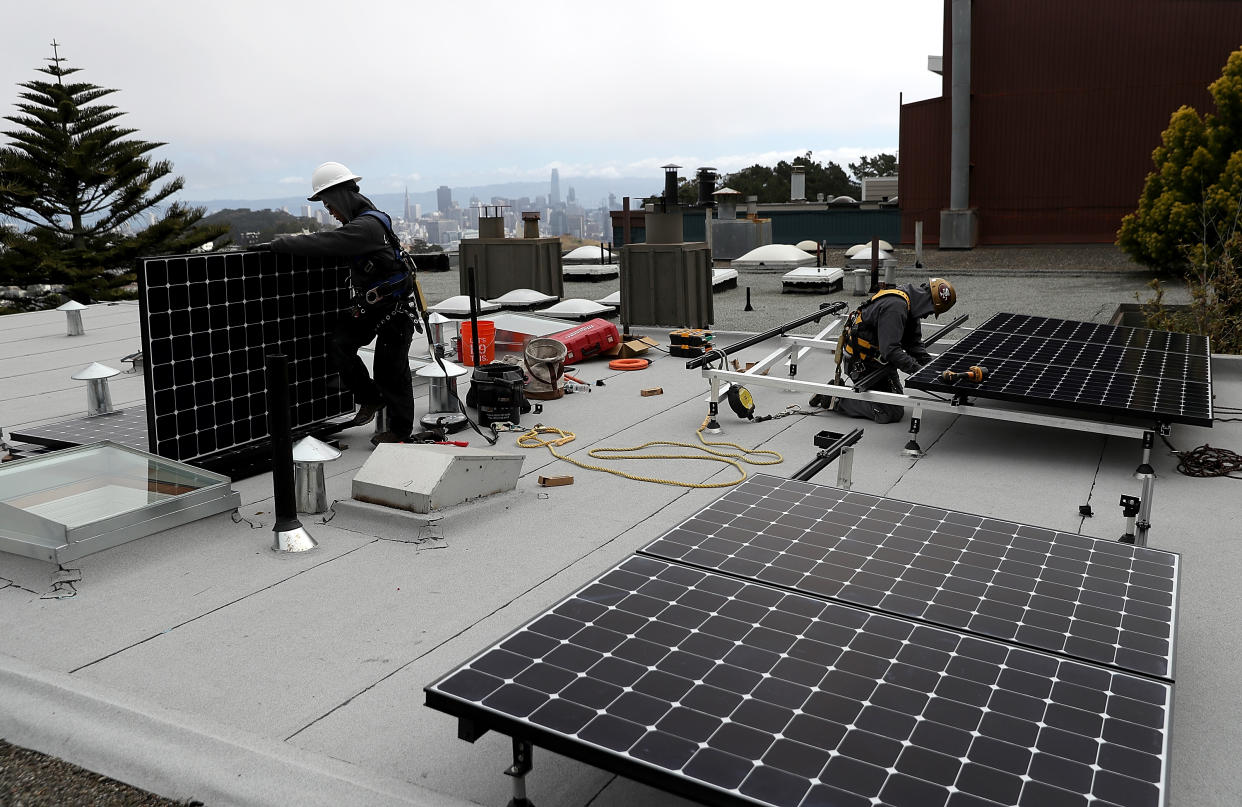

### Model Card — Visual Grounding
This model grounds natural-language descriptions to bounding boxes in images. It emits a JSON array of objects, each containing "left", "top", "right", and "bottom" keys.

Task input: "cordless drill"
[{"left": 940, "top": 365, "right": 989, "bottom": 384}]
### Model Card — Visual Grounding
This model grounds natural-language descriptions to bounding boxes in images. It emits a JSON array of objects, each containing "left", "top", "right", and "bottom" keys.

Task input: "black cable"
[{"left": 1160, "top": 434, "right": 1242, "bottom": 479}]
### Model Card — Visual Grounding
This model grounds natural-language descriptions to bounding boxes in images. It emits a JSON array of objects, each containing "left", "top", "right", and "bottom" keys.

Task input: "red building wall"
[{"left": 900, "top": 0, "right": 1242, "bottom": 245}]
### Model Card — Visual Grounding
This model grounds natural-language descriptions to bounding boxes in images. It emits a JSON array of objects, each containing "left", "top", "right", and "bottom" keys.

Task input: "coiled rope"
[
  {"left": 516, "top": 418, "right": 783, "bottom": 488},
  {"left": 1174, "top": 444, "right": 1242, "bottom": 479}
]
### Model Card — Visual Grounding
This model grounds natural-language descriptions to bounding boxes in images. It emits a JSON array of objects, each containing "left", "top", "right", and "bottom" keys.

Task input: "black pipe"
[
  {"left": 686, "top": 301, "right": 847, "bottom": 369},
  {"left": 467, "top": 264, "right": 481, "bottom": 366},
  {"left": 791, "top": 428, "right": 864, "bottom": 482},
  {"left": 743, "top": 286, "right": 754, "bottom": 312},
  {"left": 852, "top": 313, "right": 970, "bottom": 391},
  {"left": 265, "top": 354, "right": 302, "bottom": 534}
]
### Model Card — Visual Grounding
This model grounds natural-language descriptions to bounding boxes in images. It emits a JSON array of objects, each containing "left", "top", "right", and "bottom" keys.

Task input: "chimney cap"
[
  {"left": 521, "top": 211, "right": 541, "bottom": 221},
  {"left": 713, "top": 187, "right": 742, "bottom": 197},
  {"left": 71, "top": 362, "right": 120, "bottom": 381},
  {"left": 57, "top": 300, "right": 87, "bottom": 311},
  {"left": 661, "top": 163, "right": 681, "bottom": 171}
]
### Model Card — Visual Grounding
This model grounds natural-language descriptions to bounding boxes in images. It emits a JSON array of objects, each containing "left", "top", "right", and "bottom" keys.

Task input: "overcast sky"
[{"left": 4, "top": 1, "right": 946, "bottom": 202}]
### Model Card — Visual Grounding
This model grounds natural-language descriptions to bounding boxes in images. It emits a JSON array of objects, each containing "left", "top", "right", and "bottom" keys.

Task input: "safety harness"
[
  {"left": 834, "top": 288, "right": 910, "bottom": 382},
  {"left": 352, "top": 210, "right": 414, "bottom": 309}
]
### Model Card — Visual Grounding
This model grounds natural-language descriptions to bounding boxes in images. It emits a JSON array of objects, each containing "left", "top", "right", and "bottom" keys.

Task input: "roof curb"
[{"left": 0, "top": 652, "right": 472, "bottom": 807}]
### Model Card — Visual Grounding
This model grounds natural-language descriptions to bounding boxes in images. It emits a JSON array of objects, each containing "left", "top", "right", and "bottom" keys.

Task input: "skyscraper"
[
  {"left": 437, "top": 185, "right": 452, "bottom": 215},
  {"left": 550, "top": 169, "right": 561, "bottom": 207},
  {"left": 404, "top": 187, "right": 411, "bottom": 222}
]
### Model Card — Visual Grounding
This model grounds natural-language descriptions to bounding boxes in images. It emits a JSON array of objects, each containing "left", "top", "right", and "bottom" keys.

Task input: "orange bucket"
[{"left": 459, "top": 320, "right": 495, "bottom": 366}]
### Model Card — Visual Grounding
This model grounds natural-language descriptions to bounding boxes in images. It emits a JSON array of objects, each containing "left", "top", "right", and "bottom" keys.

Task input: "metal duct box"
[
  {"left": 459, "top": 238, "right": 564, "bottom": 300},
  {"left": 351, "top": 444, "right": 524, "bottom": 514},
  {"left": 710, "top": 218, "right": 773, "bottom": 261},
  {"left": 619, "top": 243, "right": 713, "bottom": 329}
]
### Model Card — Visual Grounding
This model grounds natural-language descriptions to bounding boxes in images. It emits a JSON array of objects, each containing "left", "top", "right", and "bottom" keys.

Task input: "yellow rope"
[{"left": 515, "top": 418, "right": 783, "bottom": 488}]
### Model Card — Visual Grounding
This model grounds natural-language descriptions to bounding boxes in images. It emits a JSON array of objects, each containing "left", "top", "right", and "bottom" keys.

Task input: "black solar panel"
[
  {"left": 642, "top": 475, "right": 1179, "bottom": 680},
  {"left": 9, "top": 405, "right": 150, "bottom": 452},
  {"left": 137, "top": 252, "right": 354, "bottom": 465},
  {"left": 905, "top": 312, "right": 1213, "bottom": 426},
  {"left": 427, "top": 554, "right": 1172, "bottom": 807}
]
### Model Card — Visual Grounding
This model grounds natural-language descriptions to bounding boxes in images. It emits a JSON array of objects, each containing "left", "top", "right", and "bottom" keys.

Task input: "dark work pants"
[
  {"left": 836, "top": 364, "right": 906, "bottom": 424},
  {"left": 330, "top": 304, "right": 415, "bottom": 437}
]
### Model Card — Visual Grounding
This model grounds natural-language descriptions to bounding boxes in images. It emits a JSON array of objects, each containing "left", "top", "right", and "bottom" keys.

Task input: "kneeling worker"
[
  {"left": 812, "top": 278, "right": 956, "bottom": 423},
  {"left": 262, "top": 162, "right": 416, "bottom": 445}
]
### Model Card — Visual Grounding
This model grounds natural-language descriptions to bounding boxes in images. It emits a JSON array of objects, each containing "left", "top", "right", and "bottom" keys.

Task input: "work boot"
[
  {"left": 350, "top": 402, "right": 384, "bottom": 427},
  {"left": 808, "top": 393, "right": 840, "bottom": 412},
  {"left": 370, "top": 431, "right": 407, "bottom": 447}
]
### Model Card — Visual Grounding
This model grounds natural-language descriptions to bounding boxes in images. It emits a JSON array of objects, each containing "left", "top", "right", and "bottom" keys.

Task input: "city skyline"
[{"left": 5, "top": 1, "right": 945, "bottom": 202}]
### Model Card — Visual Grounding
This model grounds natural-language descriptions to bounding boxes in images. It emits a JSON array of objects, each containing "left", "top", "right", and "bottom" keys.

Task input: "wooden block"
[
  {"left": 538, "top": 475, "right": 574, "bottom": 487},
  {"left": 640, "top": 387, "right": 664, "bottom": 397}
]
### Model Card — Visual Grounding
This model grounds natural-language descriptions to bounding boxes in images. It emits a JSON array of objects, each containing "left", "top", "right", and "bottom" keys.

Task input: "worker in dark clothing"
[
  {"left": 812, "top": 278, "right": 956, "bottom": 423},
  {"left": 261, "top": 162, "right": 415, "bottom": 446}
]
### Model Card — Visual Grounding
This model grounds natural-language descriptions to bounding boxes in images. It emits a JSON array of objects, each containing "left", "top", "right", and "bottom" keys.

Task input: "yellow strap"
[{"left": 515, "top": 420, "right": 783, "bottom": 489}]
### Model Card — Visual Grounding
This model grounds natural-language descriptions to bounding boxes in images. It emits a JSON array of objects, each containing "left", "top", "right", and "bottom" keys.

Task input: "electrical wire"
[
  {"left": 515, "top": 418, "right": 783, "bottom": 488},
  {"left": 1160, "top": 435, "right": 1242, "bottom": 479}
]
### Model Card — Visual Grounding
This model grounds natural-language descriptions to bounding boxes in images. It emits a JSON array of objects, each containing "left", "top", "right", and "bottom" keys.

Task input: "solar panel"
[
  {"left": 426, "top": 554, "right": 1172, "bottom": 807},
  {"left": 905, "top": 312, "right": 1213, "bottom": 427},
  {"left": 9, "top": 405, "right": 150, "bottom": 452},
  {"left": 642, "top": 475, "right": 1179, "bottom": 680},
  {"left": 137, "top": 252, "right": 354, "bottom": 466}
]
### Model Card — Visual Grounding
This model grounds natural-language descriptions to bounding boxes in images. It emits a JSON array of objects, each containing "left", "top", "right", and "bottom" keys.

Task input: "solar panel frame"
[
  {"left": 426, "top": 554, "right": 1173, "bottom": 807},
  {"left": 641, "top": 475, "right": 1180, "bottom": 680},
  {"left": 905, "top": 313, "right": 1213, "bottom": 427},
  {"left": 137, "top": 251, "right": 354, "bottom": 467}
]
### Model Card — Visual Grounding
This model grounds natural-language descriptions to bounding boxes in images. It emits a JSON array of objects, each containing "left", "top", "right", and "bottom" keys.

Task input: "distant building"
[
  {"left": 861, "top": 177, "right": 898, "bottom": 203},
  {"left": 300, "top": 205, "right": 313, "bottom": 219},
  {"left": 437, "top": 185, "right": 452, "bottom": 216},
  {"left": 900, "top": 0, "right": 1242, "bottom": 246},
  {"left": 550, "top": 169, "right": 561, "bottom": 207}
]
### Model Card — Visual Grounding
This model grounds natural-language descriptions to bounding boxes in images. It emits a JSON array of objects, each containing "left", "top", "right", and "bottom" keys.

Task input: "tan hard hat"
[{"left": 930, "top": 277, "right": 956, "bottom": 316}]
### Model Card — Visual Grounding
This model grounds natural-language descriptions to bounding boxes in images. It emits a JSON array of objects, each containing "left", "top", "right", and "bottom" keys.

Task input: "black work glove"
[{"left": 250, "top": 242, "right": 273, "bottom": 252}]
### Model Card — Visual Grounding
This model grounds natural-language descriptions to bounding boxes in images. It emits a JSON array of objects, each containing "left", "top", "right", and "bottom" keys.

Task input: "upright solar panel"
[
  {"left": 905, "top": 312, "right": 1213, "bottom": 426},
  {"left": 427, "top": 554, "right": 1172, "bottom": 807},
  {"left": 642, "top": 475, "right": 1179, "bottom": 680},
  {"left": 138, "top": 252, "right": 354, "bottom": 466}
]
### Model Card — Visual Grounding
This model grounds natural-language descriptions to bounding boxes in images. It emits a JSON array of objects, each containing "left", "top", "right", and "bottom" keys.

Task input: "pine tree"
[
  {"left": 0, "top": 42, "right": 226, "bottom": 302},
  {"left": 1118, "top": 49, "right": 1242, "bottom": 271}
]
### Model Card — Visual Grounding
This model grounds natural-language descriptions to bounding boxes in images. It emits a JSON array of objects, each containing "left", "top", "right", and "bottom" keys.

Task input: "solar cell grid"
[
  {"left": 426, "top": 554, "right": 1171, "bottom": 807},
  {"left": 905, "top": 312, "right": 1213, "bottom": 426},
  {"left": 642, "top": 475, "right": 1178, "bottom": 679},
  {"left": 138, "top": 252, "right": 354, "bottom": 465},
  {"left": 10, "top": 405, "right": 150, "bottom": 452}
]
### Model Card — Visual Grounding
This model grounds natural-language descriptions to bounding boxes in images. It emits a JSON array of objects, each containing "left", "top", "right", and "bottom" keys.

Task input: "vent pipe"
[
  {"left": 58, "top": 299, "right": 87, "bottom": 336},
  {"left": 791, "top": 165, "right": 806, "bottom": 201},
  {"left": 695, "top": 167, "right": 716, "bottom": 207},
  {"left": 746, "top": 195, "right": 758, "bottom": 218},
  {"left": 662, "top": 163, "right": 681, "bottom": 210},
  {"left": 522, "top": 211, "right": 541, "bottom": 238}
]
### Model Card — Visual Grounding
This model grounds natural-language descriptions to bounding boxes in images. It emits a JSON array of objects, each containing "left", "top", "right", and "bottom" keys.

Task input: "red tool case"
[{"left": 549, "top": 318, "right": 620, "bottom": 363}]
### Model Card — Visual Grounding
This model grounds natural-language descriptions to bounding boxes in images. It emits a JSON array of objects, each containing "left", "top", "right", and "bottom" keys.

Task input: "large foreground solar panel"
[
  {"left": 138, "top": 252, "right": 354, "bottom": 466},
  {"left": 427, "top": 554, "right": 1171, "bottom": 807},
  {"left": 642, "top": 475, "right": 1179, "bottom": 679},
  {"left": 905, "top": 312, "right": 1213, "bottom": 426}
]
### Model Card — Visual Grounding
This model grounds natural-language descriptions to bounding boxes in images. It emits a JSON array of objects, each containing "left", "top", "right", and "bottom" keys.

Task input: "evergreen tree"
[
  {"left": 0, "top": 43, "right": 225, "bottom": 301},
  {"left": 1118, "top": 49, "right": 1242, "bottom": 271}
]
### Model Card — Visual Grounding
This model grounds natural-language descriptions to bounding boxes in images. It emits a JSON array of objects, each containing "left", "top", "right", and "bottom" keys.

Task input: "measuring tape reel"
[{"left": 727, "top": 383, "right": 756, "bottom": 419}]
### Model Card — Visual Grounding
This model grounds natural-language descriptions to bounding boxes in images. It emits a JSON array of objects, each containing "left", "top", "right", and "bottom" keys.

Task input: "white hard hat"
[{"left": 308, "top": 161, "right": 362, "bottom": 201}]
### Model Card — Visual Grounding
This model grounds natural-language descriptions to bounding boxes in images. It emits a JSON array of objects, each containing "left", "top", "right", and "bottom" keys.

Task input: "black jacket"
[
  {"left": 855, "top": 282, "right": 935, "bottom": 373},
  {"left": 270, "top": 185, "right": 402, "bottom": 289}
]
